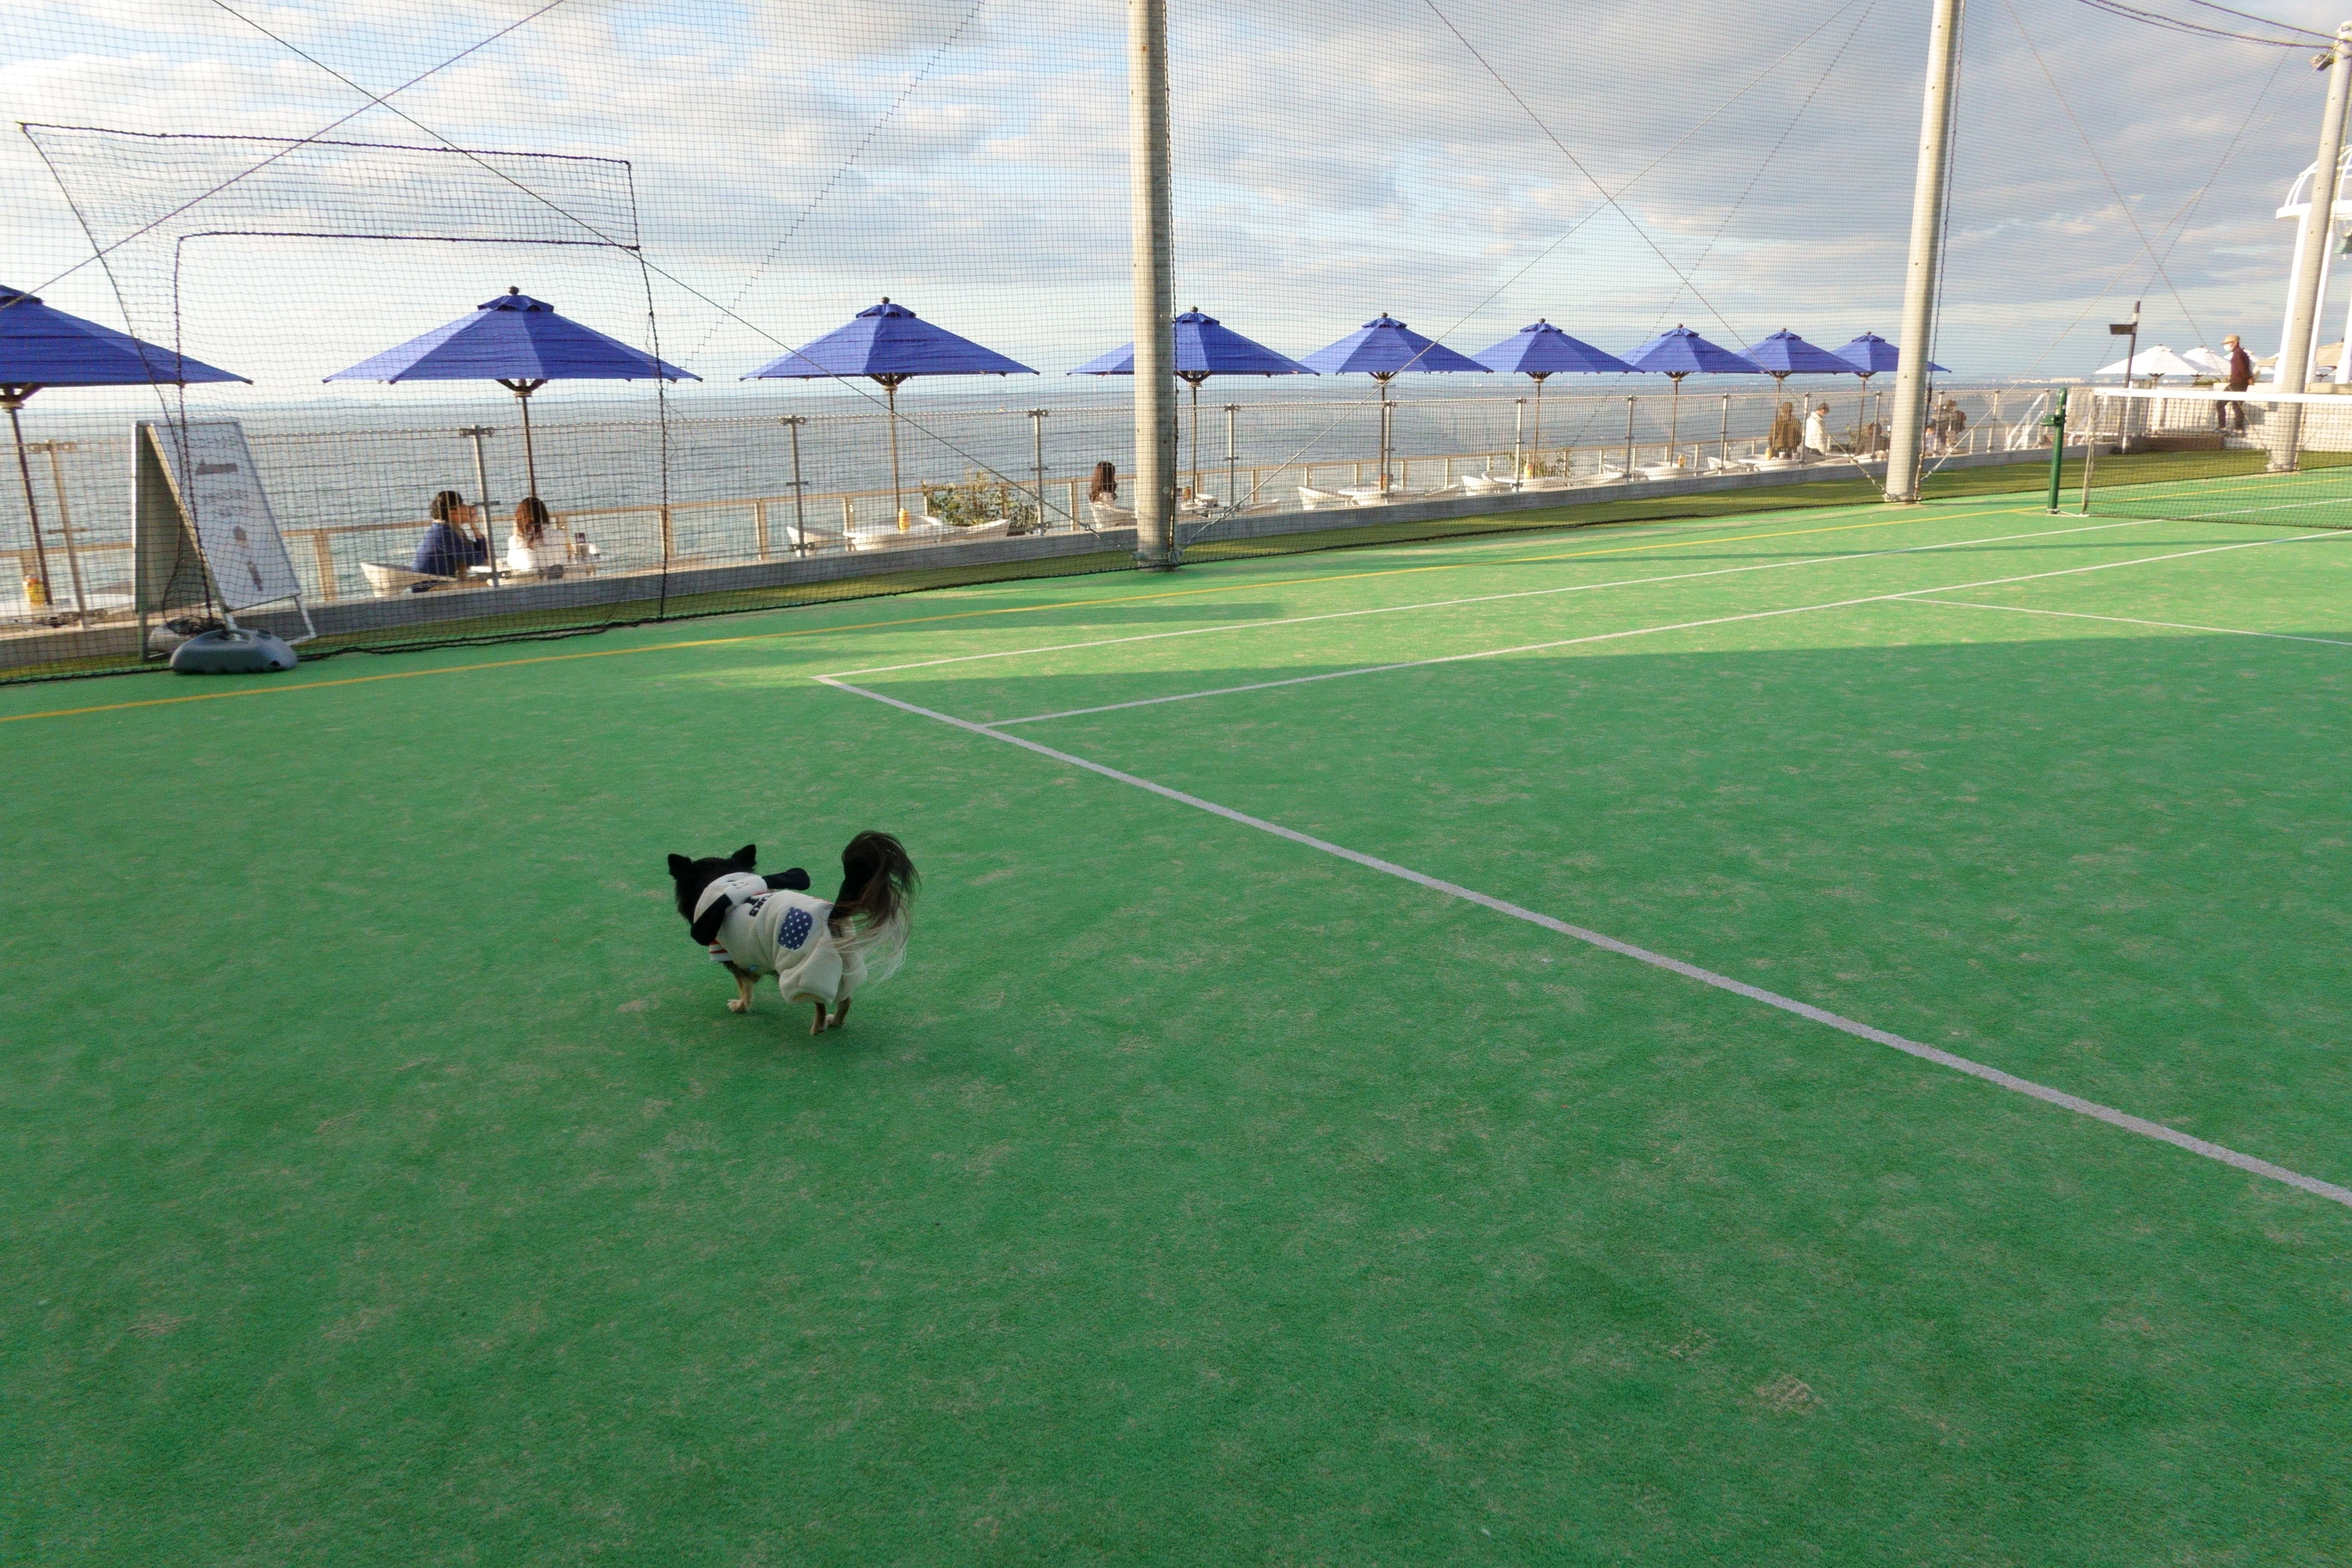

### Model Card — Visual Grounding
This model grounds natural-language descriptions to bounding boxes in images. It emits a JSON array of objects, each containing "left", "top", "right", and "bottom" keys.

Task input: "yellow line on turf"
[{"left": 0, "top": 498, "right": 2024, "bottom": 726}]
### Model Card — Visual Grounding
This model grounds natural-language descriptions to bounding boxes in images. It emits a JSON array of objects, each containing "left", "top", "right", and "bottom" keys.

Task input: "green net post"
[{"left": 2044, "top": 387, "right": 2068, "bottom": 512}]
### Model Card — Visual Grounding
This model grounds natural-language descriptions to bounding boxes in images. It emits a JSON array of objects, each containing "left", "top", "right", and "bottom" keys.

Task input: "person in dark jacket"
[
  {"left": 411, "top": 491, "right": 489, "bottom": 579},
  {"left": 2220, "top": 334, "right": 2254, "bottom": 432}
]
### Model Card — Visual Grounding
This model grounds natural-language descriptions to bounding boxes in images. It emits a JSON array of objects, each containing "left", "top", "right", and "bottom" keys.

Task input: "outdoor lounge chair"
[
  {"left": 1088, "top": 499, "right": 1136, "bottom": 528},
  {"left": 361, "top": 561, "right": 457, "bottom": 597},
  {"left": 847, "top": 515, "right": 957, "bottom": 550},
  {"left": 1296, "top": 486, "right": 1345, "bottom": 510},
  {"left": 1458, "top": 472, "right": 1515, "bottom": 495}
]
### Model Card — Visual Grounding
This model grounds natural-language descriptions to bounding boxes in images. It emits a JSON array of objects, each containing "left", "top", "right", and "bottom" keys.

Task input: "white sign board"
[{"left": 145, "top": 420, "right": 303, "bottom": 612}]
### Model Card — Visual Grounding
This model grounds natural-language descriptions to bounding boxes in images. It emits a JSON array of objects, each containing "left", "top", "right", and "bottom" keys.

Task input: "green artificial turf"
[{"left": 4, "top": 492, "right": 2349, "bottom": 1565}]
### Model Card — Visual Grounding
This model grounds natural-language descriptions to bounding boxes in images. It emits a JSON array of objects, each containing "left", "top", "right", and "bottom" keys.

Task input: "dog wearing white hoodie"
[{"left": 666, "top": 832, "right": 917, "bottom": 1035}]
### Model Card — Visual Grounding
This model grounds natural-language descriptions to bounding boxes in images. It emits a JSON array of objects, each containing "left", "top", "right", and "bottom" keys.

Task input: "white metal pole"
[
  {"left": 783, "top": 414, "right": 809, "bottom": 554},
  {"left": 2275, "top": 21, "right": 2352, "bottom": 470},
  {"left": 1224, "top": 401, "right": 1239, "bottom": 512},
  {"left": 1129, "top": 0, "right": 1178, "bottom": 567},
  {"left": 462, "top": 425, "right": 500, "bottom": 586},
  {"left": 1885, "top": 0, "right": 1963, "bottom": 503},
  {"left": 1027, "top": 407, "right": 1048, "bottom": 533},
  {"left": 38, "top": 441, "right": 89, "bottom": 628}
]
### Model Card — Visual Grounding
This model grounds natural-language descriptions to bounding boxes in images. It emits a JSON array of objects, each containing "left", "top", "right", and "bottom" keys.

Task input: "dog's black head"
[{"left": 668, "top": 843, "right": 757, "bottom": 924}]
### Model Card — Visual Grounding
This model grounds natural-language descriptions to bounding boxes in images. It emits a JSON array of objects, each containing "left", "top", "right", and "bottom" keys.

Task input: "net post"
[
  {"left": 1128, "top": 0, "right": 1178, "bottom": 570},
  {"left": 1884, "top": 0, "right": 1963, "bottom": 505},
  {"left": 2272, "top": 21, "right": 2352, "bottom": 474},
  {"left": 2044, "top": 386, "right": 2068, "bottom": 512},
  {"left": 2078, "top": 392, "right": 2099, "bottom": 515}
]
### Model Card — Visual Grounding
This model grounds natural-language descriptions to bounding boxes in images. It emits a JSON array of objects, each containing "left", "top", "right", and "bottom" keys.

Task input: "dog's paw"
[{"left": 726, "top": 997, "right": 749, "bottom": 1014}]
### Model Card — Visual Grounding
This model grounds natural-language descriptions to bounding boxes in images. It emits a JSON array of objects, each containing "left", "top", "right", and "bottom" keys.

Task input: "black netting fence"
[{"left": 2, "top": 0, "right": 2330, "bottom": 680}]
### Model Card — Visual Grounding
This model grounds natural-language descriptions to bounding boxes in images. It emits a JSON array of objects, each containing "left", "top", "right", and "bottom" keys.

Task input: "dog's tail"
[{"left": 832, "top": 830, "right": 918, "bottom": 984}]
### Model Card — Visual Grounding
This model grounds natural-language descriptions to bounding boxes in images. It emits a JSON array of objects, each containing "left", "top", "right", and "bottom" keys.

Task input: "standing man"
[{"left": 2220, "top": 334, "right": 2254, "bottom": 432}]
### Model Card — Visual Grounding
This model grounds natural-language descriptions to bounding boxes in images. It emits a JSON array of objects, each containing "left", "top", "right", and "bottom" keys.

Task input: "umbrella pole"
[
  {"left": 884, "top": 380, "right": 905, "bottom": 527},
  {"left": 5, "top": 396, "right": 55, "bottom": 608},
  {"left": 1378, "top": 375, "right": 1392, "bottom": 493},
  {"left": 1720, "top": 393, "right": 1730, "bottom": 469},
  {"left": 1668, "top": 377, "right": 1681, "bottom": 468},
  {"left": 509, "top": 383, "right": 542, "bottom": 500},
  {"left": 1190, "top": 379, "right": 1202, "bottom": 505},
  {"left": 1532, "top": 376, "right": 1546, "bottom": 476}
]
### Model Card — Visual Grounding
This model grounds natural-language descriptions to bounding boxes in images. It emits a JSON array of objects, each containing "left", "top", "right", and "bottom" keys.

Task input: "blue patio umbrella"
[
  {"left": 1, "top": 284, "right": 246, "bottom": 616},
  {"left": 1074, "top": 308, "right": 1314, "bottom": 502},
  {"left": 1472, "top": 321, "right": 1635, "bottom": 475},
  {"left": 1301, "top": 315, "right": 1489, "bottom": 493},
  {"left": 1745, "top": 328, "right": 1854, "bottom": 389},
  {"left": 1625, "top": 325, "right": 1761, "bottom": 464},
  {"left": 1831, "top": 331, "right": 1945, "bottom": 377},
  {"left": 327, "top": 286, "right": 696, "bottom": 505},
  {"left": 1827, "top": 333, "right": 1946, "bottom": 456},
  {"left": 747, "top": 297, "right": 1035, "bottom": 521}
]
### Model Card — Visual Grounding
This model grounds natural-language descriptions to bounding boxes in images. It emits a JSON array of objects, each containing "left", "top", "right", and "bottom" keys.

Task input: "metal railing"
[{"left": 2, "top": 384, "right": 2055, "bottom": 622}]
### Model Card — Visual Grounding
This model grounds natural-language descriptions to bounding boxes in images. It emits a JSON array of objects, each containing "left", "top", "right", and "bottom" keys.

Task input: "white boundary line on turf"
[
  {"left": 812, "top": 672, "right": 2352, "bottom": 1212},
  {"left": 1904, "top": 597, "right": 2352, "bottom": 649},
  {"left": 830, "top": 516, "right": 2159, "bottom": 680},
  {"left": 982, "top": 530, "right": 2347, "bottom": 727}
]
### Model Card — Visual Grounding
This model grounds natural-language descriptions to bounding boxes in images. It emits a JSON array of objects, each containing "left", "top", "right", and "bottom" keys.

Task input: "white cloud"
[{"left": 1, "top": 0, "right": 2341, "bottom": 389}]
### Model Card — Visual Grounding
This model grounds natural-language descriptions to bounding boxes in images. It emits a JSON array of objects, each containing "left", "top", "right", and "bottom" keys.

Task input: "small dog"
[{"left": 667, "top": 832, "right": 917, "bottom": 1035}]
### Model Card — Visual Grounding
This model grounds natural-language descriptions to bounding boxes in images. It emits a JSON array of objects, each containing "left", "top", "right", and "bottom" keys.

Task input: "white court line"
[
  {"left": 1905, "top": 597, "right": 2352, "bottom": 649},
  {"left": 832, "top": 516, "right": 2159, "bottom": 680},
  {"left": 985, "top": 530, "right": 2347, "bottom": 727},
  {"left": 815, "top": 673, "right": 2352, "bottom": 1212}
]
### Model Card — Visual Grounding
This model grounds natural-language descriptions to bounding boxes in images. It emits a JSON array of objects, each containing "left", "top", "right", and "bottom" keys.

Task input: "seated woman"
[
  {"left": 1087, "top": 461, "right": 1118, "bottom": 504},
  {"left": 505, "top": 496, "right": 560, "bottom": 577},
  {"left": 411, "top": 491, "right": 489, "bottom": 579}
]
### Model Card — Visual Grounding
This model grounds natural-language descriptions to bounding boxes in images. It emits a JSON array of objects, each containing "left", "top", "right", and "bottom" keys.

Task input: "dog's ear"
[
  {"left": 733, "top": 843, "right": 757, "bottom": 867},
  {"left": 666, "top": 854, "right": 691, "bottom": 879}
]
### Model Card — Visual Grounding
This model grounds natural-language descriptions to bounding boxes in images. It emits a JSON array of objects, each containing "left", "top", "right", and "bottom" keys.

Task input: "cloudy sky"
[{"left": 3, "top": 0, "right": 2343, "bottom": 401}]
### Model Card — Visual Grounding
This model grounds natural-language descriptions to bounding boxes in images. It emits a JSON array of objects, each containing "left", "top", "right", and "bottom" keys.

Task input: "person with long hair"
[
  {"left": 1087, "top": 461, "right": 1118, "bottom": 502},
  {"left": 410, "top": 489, "right": 488, "bottom": 579},
  {"left": 506, "top": 495, "right": 557, "bottom": 576}
]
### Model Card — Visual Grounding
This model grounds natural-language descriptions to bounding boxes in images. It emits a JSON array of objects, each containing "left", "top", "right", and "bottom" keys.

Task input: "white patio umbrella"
[{"left": 2092, "top": 344, "right": 2210, "bottom": 382}]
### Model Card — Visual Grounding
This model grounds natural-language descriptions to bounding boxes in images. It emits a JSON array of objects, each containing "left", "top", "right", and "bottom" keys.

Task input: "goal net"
[{"left": 2078, "top": 386, "right": 2352, "bottom": 530}]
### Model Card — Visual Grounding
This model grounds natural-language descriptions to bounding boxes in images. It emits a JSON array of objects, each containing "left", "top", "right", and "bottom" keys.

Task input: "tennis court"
[{"left": 8, "top": 485, "right": 2351, "bottom": 1564}]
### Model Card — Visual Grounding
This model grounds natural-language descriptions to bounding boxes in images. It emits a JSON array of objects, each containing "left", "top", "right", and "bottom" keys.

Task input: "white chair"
[
  {"left": 1088, "top": 499, "right": 1136, "bottom": 528},
  {"left": 1458, "top": 473, "right": 1515, "bottom": 495},
  {"left": 361, "top": 561, "right": 456, "bottom": 597},
  {"left": 1296, "top": 486, "right": 1345, "bottom": 510},
  {"left": 848, "top": 515, "right": 957, "bottom": 550}
]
